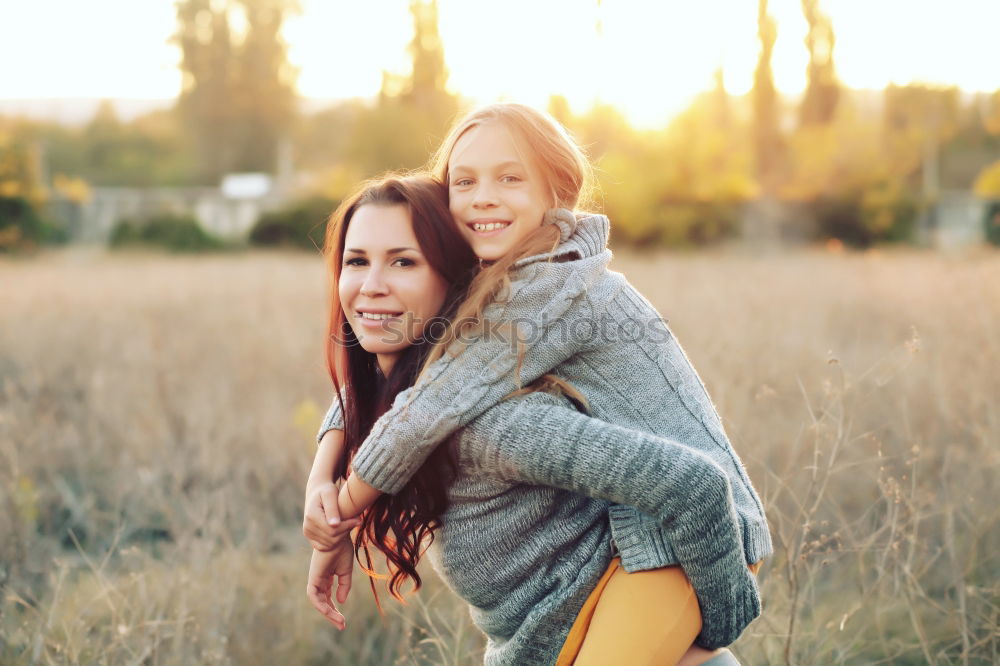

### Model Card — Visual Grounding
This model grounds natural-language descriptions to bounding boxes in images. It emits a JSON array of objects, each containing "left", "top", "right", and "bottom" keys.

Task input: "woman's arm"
[
  {"left": 304, "top": 420, "right": 363, "bottom": 551},
  {"left": 469, "top": 394, "right": 760, "bottom": 650},
  {"left": 350, "top": 257, "right": 606, "bottom": 494}
]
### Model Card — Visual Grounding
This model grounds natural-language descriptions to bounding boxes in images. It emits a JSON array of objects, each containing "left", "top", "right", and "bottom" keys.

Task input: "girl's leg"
[{"left": 573, "top": 564, "right": 701, "bottom": 665}]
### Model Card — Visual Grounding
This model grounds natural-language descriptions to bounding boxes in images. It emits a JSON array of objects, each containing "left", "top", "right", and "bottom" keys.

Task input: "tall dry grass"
[{"left": 1, "top": 245, "right": 998, "bottom": 664}]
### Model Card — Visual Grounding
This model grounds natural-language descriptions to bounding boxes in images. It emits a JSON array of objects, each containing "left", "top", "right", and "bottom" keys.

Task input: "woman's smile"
[{"left": 354, "top": 309, "right": 404, "bottom": 328}]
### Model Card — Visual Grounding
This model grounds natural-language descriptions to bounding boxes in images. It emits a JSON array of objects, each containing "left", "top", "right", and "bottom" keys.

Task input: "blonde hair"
[
  {"left": 430, "top": 103, "right": 594, "bottom": 212},
  {"left": 416, "top": 104, "right": 595, "bottom": 392}
]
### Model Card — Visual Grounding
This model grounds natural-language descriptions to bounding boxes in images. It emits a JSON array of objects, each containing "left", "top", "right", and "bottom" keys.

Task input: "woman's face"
[
  {"left": 339, "top": 203, "right": 449, "bottom": 373},
  {"left": 447, "top": 121, "right": 553, "bottom": 261}
]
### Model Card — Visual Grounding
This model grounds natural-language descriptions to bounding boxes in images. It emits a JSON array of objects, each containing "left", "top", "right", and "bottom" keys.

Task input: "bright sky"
[{"left": 1, "top": 0, "right": 997, "bottom": 128}]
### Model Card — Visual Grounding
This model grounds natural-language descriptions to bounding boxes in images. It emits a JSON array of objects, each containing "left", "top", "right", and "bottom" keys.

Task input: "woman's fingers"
[
  {"left": 304, "top": 501, "right": 336, "bottom": 548},
  {"left": 328, "top": 517, "right": 361, "bottom": 539},
  {"left": 307, "top": 551, "right": 348, "bottom": 631},
  {"left": 307, "top": 582, "right": 346, "bottom": 630},
  {"left": 335, "top": 565, "right": 353, "bottom": 605},
  {"left": 304, "top": 491, "right": 361, "bottom": 550},
  {"left": 320, "top": 485, "right": 342, "bottom": 526},
  {"left": 305, "top": 519, "right": 361, "bottom": 552}
]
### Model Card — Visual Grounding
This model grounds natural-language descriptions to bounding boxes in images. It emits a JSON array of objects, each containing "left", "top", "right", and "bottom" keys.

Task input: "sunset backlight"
[{"left": 2, "top": 0, "right": 997, "bottom": 127}]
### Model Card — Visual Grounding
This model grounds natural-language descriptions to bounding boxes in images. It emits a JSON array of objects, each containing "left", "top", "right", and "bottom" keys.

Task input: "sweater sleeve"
[
  {"left": 468, "top": 395, "right": 761, "bottom": 650},
  {"left": 349, "top": 259, "right": 599, "bottom": 493},
  {"left": 315, "top": 394, "right": 345, "bottom": 443}
]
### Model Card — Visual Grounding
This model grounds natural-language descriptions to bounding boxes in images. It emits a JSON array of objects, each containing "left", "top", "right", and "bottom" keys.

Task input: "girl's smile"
[{"left": 448, "top": 121, "right": 553, "bottom": 261}]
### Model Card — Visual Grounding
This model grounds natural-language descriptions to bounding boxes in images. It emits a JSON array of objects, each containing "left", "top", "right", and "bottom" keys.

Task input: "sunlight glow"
[{"left": 1, "top": 0, "right": 997, "bottom": 128}]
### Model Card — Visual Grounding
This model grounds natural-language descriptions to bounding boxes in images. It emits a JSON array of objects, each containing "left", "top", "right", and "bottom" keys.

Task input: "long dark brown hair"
[{"left": 323, "top": 174, "right": 478, "bottom": 605}]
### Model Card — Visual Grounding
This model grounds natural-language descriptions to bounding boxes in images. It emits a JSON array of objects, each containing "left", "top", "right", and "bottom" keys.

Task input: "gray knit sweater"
[
  {"left": 318, "top": 209, "right": 771, "bottom": 649},
  {"left": 322, "top": 390, "right": 749, "bottom": 665}
]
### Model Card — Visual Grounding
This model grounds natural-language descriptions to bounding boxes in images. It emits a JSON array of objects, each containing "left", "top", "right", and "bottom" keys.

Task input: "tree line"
[{"left": 2, "top": 0, "right": 999, "bottom": 252}]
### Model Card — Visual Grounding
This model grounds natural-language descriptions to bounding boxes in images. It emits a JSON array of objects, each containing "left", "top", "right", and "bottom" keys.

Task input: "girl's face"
[
  {"left": 339, "top": 203, "right": 449, "bottom": 375},
  {"left": 447, "top": 121, "right": 553, "bottom": 261}
]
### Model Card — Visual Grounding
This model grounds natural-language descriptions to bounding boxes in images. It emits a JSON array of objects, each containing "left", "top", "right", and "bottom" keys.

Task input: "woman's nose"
[{"left": 359, "top": 268, "right": 389, "bottom": 297}]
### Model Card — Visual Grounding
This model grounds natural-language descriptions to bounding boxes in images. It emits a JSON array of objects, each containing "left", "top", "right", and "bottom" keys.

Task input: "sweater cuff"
[
  {"left": 316, "top": 397, "right": 345, "bottom": 444},
  {"left": 349, "top": 434, "right": 411, "bottom": 495}
]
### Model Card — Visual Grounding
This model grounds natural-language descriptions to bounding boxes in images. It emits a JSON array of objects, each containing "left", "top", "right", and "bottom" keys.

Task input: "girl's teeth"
[
  {"left": 361, "top": 312, "right": 398, "bottom": 320},
  {"left": 473, "top": 222, "right": 509, "bottom": 232}
]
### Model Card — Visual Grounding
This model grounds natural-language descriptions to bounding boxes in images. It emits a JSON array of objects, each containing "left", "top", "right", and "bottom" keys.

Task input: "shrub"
[
  {"left": 813, "top": 184, "right": 918, "bottom": 248},
  {"left": 109, "top": 213, "right": 224, "bottom": 252},
  {"left": 0, "top": 195, "right": 67, "bottom": 252},
  {"left": 985, "top": 201, "right": 1000, "bottom": 246},
  {"left": 249, "top": 197, "right": 337, "bottom": 250}
]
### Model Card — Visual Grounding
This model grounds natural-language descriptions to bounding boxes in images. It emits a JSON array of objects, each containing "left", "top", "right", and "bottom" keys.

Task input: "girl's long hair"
[{"left": 323, "top": 174, "right": 478, "bottom": 605}]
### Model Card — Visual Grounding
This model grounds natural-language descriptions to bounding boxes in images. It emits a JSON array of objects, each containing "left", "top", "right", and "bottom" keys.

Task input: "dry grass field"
[{"left": 2, "top": 245, "right": 998, "bottom": 665}]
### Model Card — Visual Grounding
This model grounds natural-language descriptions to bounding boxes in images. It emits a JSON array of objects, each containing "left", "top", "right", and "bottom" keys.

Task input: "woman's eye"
[
  {"left": 452, "top": 178, "right": 473, "bottom": 187},
  {"left": 344, "top": 257, "right": 367, "bottom": 267},
  {"left": 392, "top": 258, "right": 415, "bottom": 267},
  {"left": 500, "top": 175, "right": 522, "bottom": 184}
]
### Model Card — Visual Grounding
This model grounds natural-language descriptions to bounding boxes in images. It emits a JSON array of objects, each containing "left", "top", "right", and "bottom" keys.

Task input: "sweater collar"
[{"left": 512, "top": 208, "right": 610, "bottom": 268}]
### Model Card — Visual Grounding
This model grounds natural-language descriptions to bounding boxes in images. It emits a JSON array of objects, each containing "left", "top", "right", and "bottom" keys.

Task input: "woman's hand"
[
  {"left": 306, "top": 540, "right": 355, "bottom": 630},
  {"left": 303, "top": 481, "right": 361, "bottom": 551}
]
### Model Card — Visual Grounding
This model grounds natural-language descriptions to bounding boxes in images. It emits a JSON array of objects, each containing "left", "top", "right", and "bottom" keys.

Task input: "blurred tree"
[
  {"left": 798, "top": 0, "right": 839, "bottom": 127},
  {"left": 0, "top": 127, "right": 57, "bottom": 251},
  {"left": 563, "top": 92, "right": 752, "bottom": 246},
  {"left": 752, "top": 0, "right": 785, "bottom": 195},
  {"left": 883, "top": 84, "right": 960, "bottom": 197},
  {"left": 174, "top": 0, "right": 299, "bottom": 183},
  {"left": 232, "top": 0, "right": 299, "bottom": 172},
  {"left": 403, "top": 0, "right": 449, "bottom": 113},
  {"left": 985, "top": 89, "right": 1000, "bottom": 136},
  {"left": 345, "top": 0, "right": 458, "bottom": 176},
  {"left": 174, "top": 0, "right": 237, "bottom": 182},
  {"left": 547, "top": 95, "right": 573, "bottom": 129},
  {"left": 974, "top": 160, "right": 1000, "bottom": 198}
]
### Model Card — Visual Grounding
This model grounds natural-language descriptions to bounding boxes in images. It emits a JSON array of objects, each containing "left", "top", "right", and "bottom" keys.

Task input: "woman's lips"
[{"left": 355, "top": 310, "right": 403, "bottom": 328}]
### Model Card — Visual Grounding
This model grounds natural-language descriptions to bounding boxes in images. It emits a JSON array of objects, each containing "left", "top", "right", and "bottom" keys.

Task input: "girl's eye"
[
  {"left": 392, "top": 257, "right": 415, "bottom": 267},
  {"left": 501, "top": 175, "right": 522, "bottom": 184},
  {"left": 344, "top": 257, "right": 367, "bottom": 267},
  {"left": 452, "top": 178, "right": 473, "bottom": 187}
]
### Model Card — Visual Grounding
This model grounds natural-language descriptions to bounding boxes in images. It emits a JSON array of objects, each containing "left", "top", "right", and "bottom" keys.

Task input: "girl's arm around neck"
[
  {"left": 468, "top": 393, "right": 761, "bottom": 650},
  {"left": 337, "top": 473, "right": 381, "bottom": 520},
  {"left": 351, "top": 257, "right": 607, "bottom": 495}
]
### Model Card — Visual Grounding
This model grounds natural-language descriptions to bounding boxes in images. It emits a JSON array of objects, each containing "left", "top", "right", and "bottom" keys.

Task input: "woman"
[
  {"left": 308, "top": 104, "right": 770, "bottom": 657},
  {"left": 304, "top": 173, "right": 758, "bottom": 665}
]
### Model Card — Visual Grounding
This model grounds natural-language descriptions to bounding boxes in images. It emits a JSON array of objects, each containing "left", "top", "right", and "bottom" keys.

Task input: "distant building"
[
  {"left": 54, "top": 173, "right": 288, "bottom": 243},
  {"left": 915, "top": 191, "right": 994, "bottom": 249}
]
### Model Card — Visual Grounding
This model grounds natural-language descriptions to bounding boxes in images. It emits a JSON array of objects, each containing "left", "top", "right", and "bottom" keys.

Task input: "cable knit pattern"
[
  {"left": 318, "top": 210, "right": 772, "bottom": 650},
  {"left": 319, "top": 391, "right": 758, "bottom": 664}
]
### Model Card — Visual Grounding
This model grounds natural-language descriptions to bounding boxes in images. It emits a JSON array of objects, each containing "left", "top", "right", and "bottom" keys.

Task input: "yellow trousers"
[{"left": 556, "top": 558, "right": 763, "bottom": 666}]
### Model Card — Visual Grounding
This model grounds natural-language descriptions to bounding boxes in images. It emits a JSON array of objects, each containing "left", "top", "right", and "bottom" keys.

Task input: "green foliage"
[
  {"left": 109, "top": 213, "right": 225, "bottom": 252},
  {"left": 985, "top": 202, "right": 1000, "bottom": 246},
  {"left": 174, "top": 0, "right": 300, "bottom": 183},
  {"left": 812, "top": 184, "right": 918, "bottom": 248},
  {"left": 249, "top": 196, "right": 337, "bottom": 250},
  {"left": 0, "top": 196, "right": 67, "bottom": 252},
  {"left": 974, "top": 160, "right": 1000, "bottom": 197}
]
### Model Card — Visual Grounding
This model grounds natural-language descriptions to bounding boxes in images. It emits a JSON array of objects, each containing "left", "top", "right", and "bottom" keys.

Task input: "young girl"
[{"left": 307, "top": 105, "right": 771, "bottom": 661}]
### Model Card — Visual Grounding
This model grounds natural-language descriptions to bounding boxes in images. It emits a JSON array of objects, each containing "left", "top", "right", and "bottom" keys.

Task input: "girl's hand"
[
  {"left": 306, "top": 540, "right": 355, "bottom": 630},
  {"left": 303, "top": 481, "right": 360, "bottom": 551}
]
